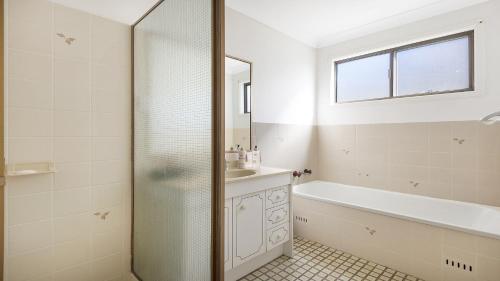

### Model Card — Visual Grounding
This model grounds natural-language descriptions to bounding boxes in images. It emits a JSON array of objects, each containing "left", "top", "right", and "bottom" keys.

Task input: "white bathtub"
[
  {"left": 293, "top": 181, "right": 500, "bottom": 281},
  {"left": 293, "top": 181, "right": 500, "bottom": 239}
]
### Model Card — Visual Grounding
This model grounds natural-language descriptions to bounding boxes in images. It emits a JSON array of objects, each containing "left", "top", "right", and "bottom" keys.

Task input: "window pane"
[
  {"left": 336, "top": 53, "right": 391, "bottom": 102},
  {"left": 396, "top": 36, "right": 471, "bottom": 96}
]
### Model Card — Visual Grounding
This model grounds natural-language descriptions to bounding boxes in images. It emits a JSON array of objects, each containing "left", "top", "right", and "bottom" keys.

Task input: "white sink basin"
[{"left": 225, "top": 169, "right": 257, "bottom": 179}]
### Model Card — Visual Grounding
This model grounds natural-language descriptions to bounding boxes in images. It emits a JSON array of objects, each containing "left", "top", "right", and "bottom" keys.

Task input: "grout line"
[{"left": 50, "top": 1, "right": 57, "bottom": 278}]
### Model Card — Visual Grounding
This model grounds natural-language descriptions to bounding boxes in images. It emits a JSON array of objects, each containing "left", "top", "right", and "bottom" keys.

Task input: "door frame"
[
  {"left": 0, "top": 0, "right": 5, "bottom": 278},
  {"left": 212, "top": 0, "right": 226, "bottom": 279},
  {"left": 130, "top": 0, "right": 225, "bottom": 280}
]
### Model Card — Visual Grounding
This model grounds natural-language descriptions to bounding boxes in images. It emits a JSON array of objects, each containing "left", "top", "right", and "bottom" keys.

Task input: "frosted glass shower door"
[{"left": 133, "top": 0, "right": 220, "bottom": 280}]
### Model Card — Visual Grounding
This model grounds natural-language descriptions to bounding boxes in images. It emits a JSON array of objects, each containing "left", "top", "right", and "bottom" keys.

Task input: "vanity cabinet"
[
  {"left": 225, "top": 168, "right": 293, "bottom": 281},
  {"left": 224, "top": 199, "right": 233, "bottom": 271},
  {"left": 232, "top": 191, "right": 266, "bottom": 267}
]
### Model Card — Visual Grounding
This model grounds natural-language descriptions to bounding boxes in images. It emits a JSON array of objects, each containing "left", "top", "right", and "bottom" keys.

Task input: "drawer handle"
[
  {"left": 276, "top": 195, "right": 281, "bottom": 200},
  {"left": 239, "top": 205, "right": 245, "bottom": 211}
]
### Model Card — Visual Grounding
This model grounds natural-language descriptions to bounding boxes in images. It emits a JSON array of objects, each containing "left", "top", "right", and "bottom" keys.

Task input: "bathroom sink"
[{"left": 225, "top": 169, "right": 257, "bottom": 179}]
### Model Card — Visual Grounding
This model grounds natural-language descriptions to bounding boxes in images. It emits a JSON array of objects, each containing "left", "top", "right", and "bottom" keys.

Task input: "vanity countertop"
[{"left": 225, "top": 166, "right": 292, "bottom": 184}]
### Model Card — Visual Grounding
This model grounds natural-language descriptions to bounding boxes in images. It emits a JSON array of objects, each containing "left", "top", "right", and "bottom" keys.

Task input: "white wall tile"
[
  {"left": 8, "top": 108, "right": 53, "bottom": 137},
  {"left": 54, "top": 137, "right": 91, "bottom": 163},
  {"left": 92, "top": 137, "right": 128, "bottom": 161},
  {"left": 53, "top": 238, "right": 90, "bottom": 271},
  {"left": 7, "top": 247, "right": 54, "bottom": 281},
  {"left": 7, "top": 173, "right": 53, "bottom": 197},
  {"left": 91, "top": 88, "right": 123, "bottom": 114},
  {"left": 8, "top": 137, "right": 53, "bottom": 163},
  {"left": 91, "top": 64, "right": 129, "bottom": 94},
  {"left": 8, "top": 78, "right": 53, "bottom": 110},
  {"left": 8, "top": 220, "right": 53, "bottom": 256},
  {"left": 477, "top": 256, "right": 500, "bottom": 281},
  {"left": 8, "top": 14, "right": 52, "bottom": 54},
  {"left": 91, "top": 183, "right": 123, "bottom": 210},
  {"left": 90, "top": 253, "right": 123, "bottom": 281},
  {"left": 91, "top": 16, "right": 130, "bottom": 66},
  {"left": 54, "top": 213, "right": 91, "bottom": 244},
  {"left": 54, "top": 59, "right": 90, "bottom": 111},
  {"left": 91, "top": 161, "right": 127, "bottom": 185},
  {"left": 54, "top": 111, "right": 91, "bottom": 137},
  {"left": 8, "top": 192, "right": 52, "bottom": 226},
  {"left": 54, "top": 263, "right": 91, "bottom": 281},
  {"left": 8, "top": 0, "right": 53, "bottom": 26},
  {"left": 8, "top": 50, "right": 52, "bottom": 82},
  {"left": 27, "top": 275, "right": 54, "bottom": 281},
  {"left": 91, "top": 228, "right": 122, "bottom": 259},
  {"left": 92, "top": 112, "right": 125, "bottom": 137},
  {"left": 54, "top": 162, "right": 91, "bottom": 190},
  {"left": 53, "top": 188, "right": 90, "bottom": 217},
  {"left": 54, "top": 5, "right": 90, "bottom": 61}
]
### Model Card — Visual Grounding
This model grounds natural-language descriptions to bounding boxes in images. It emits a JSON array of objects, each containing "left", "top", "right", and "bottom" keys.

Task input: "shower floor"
[{"left": 238, "top": 237, "right": 424, "bottom": 281}]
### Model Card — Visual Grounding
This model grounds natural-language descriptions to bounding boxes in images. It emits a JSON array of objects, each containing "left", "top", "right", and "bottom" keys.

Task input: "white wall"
[
  {"left": 226, "top": 8, "right": 316, "bottom": 125},
  {"left": 316, "top": 1, "right": 500, "bottom": 125},
  {"left": 226, "top": 8, "right": 318, "bottom": 175}
]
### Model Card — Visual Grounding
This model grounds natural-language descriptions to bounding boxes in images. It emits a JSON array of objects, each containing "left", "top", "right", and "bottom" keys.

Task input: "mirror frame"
[{"left": 225, "top": 54, "right": 253, "bottom": 150}]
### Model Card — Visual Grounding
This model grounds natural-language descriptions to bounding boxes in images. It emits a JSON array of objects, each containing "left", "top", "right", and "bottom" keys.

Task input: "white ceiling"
[
  {"left": 49, "top": 0, "right": 159, "bottom": 25},
  {"left": 226, "top": 0, "right": 490, "bottom": 47},
  {"left": 50, "top": 0, "right": 489, "bottom": 45}
]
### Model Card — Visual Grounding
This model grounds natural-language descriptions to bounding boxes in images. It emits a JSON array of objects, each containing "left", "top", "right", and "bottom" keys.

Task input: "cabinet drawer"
[
  {"left": 265, "top": 204, "right": 289, "bottom": 229},
  {"left": 266, "top": 223, "right": 290, "bottom": 251},
  {"left": 265, "top": 185, "right": 289, "bottom": 208}
]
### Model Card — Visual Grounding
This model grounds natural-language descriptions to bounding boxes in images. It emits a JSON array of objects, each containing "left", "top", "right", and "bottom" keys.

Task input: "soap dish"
[{"left": 6, "top": 162, "right": 56, "bottom": 177}]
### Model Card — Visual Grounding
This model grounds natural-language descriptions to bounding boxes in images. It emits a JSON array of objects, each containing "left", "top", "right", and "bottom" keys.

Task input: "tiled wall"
[
  {"left": 252, "top": 123, "right": 317, "bottom": 184},
  {"left": 6, "top": 1, "right": 131, "bottom": 281},
  {"left": 317, "top": 121, "right": 500, "bottom": 207}
]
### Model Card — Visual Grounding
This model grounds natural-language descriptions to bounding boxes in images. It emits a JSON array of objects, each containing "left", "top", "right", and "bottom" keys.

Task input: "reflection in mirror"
[{"left": 225, "top": 56, "right": 251, "bottom": 150}]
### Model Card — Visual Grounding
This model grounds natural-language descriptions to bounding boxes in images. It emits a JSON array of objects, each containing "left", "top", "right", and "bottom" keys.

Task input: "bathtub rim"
[{"left": 293, "top": 180, "right": 500, "bottom": 240}]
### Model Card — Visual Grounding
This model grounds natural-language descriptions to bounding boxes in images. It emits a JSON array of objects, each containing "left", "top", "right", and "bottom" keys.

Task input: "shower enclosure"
[{"left": 132, "top": 0, "right": 225, "bottom": 280}]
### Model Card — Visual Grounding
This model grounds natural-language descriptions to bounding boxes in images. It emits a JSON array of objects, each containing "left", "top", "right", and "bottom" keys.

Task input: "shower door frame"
[{"left": 130, "top": 0, "right": 226, "bottom": 280}]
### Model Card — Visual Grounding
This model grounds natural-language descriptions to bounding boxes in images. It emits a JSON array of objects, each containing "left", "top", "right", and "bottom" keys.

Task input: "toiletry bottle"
[
  {"left": 245, "top": 149, "right": 253, "bottom": 169},
  {"left": 252, "top": 146, "right": 261, "bottom": 169},
  {"left": 238, "top": 146, "right": 246, "bottom": 169},
  {"left": 225, "top": 147, "right": 239, "bottom": 170}
]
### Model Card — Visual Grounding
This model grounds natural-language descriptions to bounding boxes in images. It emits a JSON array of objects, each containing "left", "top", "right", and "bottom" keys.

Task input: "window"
[
  {"left": 243, "top": 82, "right": 251, "bottom": 114},
  {"left": 334, "top": 31, "right": 474, "bottom": 103}
]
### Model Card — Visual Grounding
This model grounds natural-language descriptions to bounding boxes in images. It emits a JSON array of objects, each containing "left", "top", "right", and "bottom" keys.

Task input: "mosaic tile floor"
[{"left": 239, "top": 237, "right": 424, "bottom": 281}]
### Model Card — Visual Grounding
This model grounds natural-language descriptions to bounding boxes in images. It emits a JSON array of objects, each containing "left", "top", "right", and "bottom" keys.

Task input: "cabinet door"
[
  {"left": 224, "top": 199, "right": 232, "bottom": 271},
  {"left": 232, "top": 191, "right": 266, "bottom": 267}
]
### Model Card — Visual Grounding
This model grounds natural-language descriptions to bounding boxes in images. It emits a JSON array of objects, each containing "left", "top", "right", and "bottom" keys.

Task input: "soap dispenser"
[{"left": 237, "top": 146, "right": 246, "bottom": 169}]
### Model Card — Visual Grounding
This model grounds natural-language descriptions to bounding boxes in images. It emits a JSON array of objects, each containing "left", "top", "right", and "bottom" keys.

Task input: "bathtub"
[{"left": 293, "top": 181, "right": 500, "bottom": 281}]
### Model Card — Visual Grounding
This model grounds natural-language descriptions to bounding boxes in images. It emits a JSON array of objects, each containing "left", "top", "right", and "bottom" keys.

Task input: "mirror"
[{"left": 225, "top": 56, "right": 252, "bottom": 150}]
